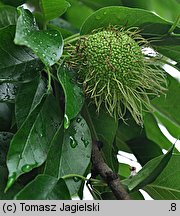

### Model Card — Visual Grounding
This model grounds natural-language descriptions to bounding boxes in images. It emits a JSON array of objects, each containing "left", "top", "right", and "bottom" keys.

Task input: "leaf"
[
  {"left": 80, "top": 6, "right": 180, "bottom": 36},
  {"left": 127, "top": 137, "right": 163, "bottom": 166},
  {"left": 0, "top": 83, "right": 18, "bottom": 103},
  {"left": 151, "top": 75, "right": 180, "bottom": 139},
  {"left": 14, "top": 7, "right": 63, "bottom": 66},
  {"left": 40, "top": 0, "right": 70, "bottom": 21},
  {"left": 15, "top": 174, "right": 71, "bottom": 200},
  {"left": 65, "top": 0, "right": 94, "bottom": 29},
  {"left": 57, "top": 66, "right": 84, "bottom": 129},
  {"left": 15, "top": 76, "right": 47, "bottom": 128},
  {"left": 116, "top": 117, "right": 162, "bottom": 165},
  {"left": 152, "top": 35, "right": 180, "bottom": 64},
  {"left": 0, "top": 0, "right": 25, "bottom": 7},
  {"left": 6, "top": 94, "right": 61, "bottom": 190},
  {"left": 122, "top": 145, "right": 174, "bottom": 192},
  {"left": 118, "top": 163, "right": 131, "bottom": 179},
  {"left": 0, "top": 5, "right": 18, "bottom": 28},
  {"left": 122, "top": 0, "right": 180, "bottom": 23},
  {"left": 85, "top": 104, "right": 118, "bottom": 171},
  {"left": 144, "top": 113, "right": 176, "bottom": 150},
  {"left": 0, "top": 25, "right": 43, "bottom": 83},
  {"left": 44, "top": 115, "right": 92, "bottom": 195},
  {"left": 0, "top": 132, "right": 22, "bottom": 199},
  {"left": 144, "top": 155, "right": 180, "bottom": 200}
]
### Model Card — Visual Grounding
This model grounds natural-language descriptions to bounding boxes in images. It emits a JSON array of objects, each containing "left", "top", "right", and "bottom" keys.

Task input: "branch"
[{"left": 91, "top": 140, "right": 130, "bottom": 200}]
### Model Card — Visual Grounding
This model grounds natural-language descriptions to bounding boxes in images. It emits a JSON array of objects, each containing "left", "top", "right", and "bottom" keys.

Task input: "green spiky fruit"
[{"left": 70, "top": 27, "right": 167, "bottom": 125}]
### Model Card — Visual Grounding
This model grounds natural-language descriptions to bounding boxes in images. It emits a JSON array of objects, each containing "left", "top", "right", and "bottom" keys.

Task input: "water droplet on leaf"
[
  {"left": 64, "top": 114, "right": 70, "bottom": 129},
  {"left": 70, "top": 136, "right": 78, "bottom": 148},
  {"left": 76, "top": 117, "right": 81, "bottom": 123},
  {"left": 81, "top": 137, "right": 89, "bottom": 147},
  {"left": 21, "top": 164, "right": 33, "bottom": 173},
  {"left": 96, "top": 16, "right": 101, "bottom": 20}
]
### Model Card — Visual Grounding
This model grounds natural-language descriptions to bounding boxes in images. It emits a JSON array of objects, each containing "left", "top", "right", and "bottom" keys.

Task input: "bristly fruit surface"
[{"left": 68, "top": 27, "right": 167, "bottom": 125}]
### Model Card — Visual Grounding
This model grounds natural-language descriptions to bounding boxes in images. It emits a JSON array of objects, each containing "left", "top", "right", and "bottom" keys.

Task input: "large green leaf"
[
  {"left": 80, "top": 6, "right": 180, "bottom": 36},
  {"left": 144, "top": 155, "right": 180, "bottom": 200},
  {"left": 57, "top": 66, "right": 84, "bottom": 129},
  {"left": 122, "top": 145, "right": 174, "bottom": 192},
  {"left": 44, "top": 115, "right": 92, "bottom": 195},
  {"left": 152, "top": 35, "right": 180, "bottom": 64},
  {"left": 0, "top": 132, "right": 22, "bottom": 199},
  {"left": 144, "top": 113, "right": 175, "bottom": 150},
  {"left": 15, "top": 174, "right": 71, "bottom": 200},
  {"left": 121, "top": 0, "right": 180, "bottom": 23},
  {"left": 127, "top": 137, "right": 163, "bottom": 166},
  {"left": 6, "top": 94, "right": 61, "bottom": 190},
  {"left": 0, "top": 0, "right": 25, "bottom": 7},
  {"left": 40, "top": 0, "right": 70, "bottom": 21},
  {"left": 15, "top": 76, "right": 47, "bottom": 128},
  {"left": 85, "top": 104, "right": 118, "bottom": 171},
  {"left": 151, "top": 76, "right": 180, "bottom": 139},
  {"left": 116, "top": 117, "right": 162, "bottom": 165},
  {"left": 0, "top": 6, "right": 18, "bottom": 28},
  {"left": 14, "top": 7, "right": 63, "bottom": 66},
  {"left": 0, "top": 25, "right": 42, "bottom": 83},
  {"left": 0, "top": 83, "right": 18, "bottom": 103}
]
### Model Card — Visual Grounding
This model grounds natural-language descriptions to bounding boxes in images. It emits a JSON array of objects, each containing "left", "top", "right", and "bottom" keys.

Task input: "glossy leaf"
[
  {"left": 57, "top": 66, "right": 84, "bottom": 129},
  {"left": 6, "top": 94, "right": 61, "bottom": 189},
  {"left": 151, "top": 76, "right": 180, "bottom": 139},
  {"left": 144, "top": 155, "right": 180, "bottom": 200},
  {"left": 0, "top": 26, "right": 42, "bottom": 83},
  {"left": 15, "top": 76, "right": 47, "bottom": 128},
  {"left": 14, "top": 7, "right": 63, "bottom": 66},
  {"left": 44, "top": 115, "right": 92, "bottom": 195},
  {"left": 80, "top": 6, "right": 180, "bottom": 36},
  {"left": 15, "top": 174, "right": 71, "bottom": 200},
  {"left": 40, "top": 0, "right": 70, "bottom": 21},
  {"left": 0, "top": 132, "right": 22, "bottom": 199},
  {"left": 122, "top": 145, "right": 174, "bottom": 192},
  {"left": 0, "top": 6, "right": 18, "bottom": 28},
  {"left": 85, "top": 104, "right": 118, "bottom": 171},
  {"left": 0, "top": 83, "right": 18, "bottom": 103}
]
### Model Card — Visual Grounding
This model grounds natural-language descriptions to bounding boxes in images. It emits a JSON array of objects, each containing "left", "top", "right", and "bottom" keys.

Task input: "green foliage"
[{"left": 0, "top": 0, "right": 179, "bottom": 200}]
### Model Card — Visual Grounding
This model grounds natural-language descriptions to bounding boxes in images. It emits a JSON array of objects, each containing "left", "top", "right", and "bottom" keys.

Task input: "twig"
[{"left": 91, "top": 141, "right": 130, "bottom": 200}]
